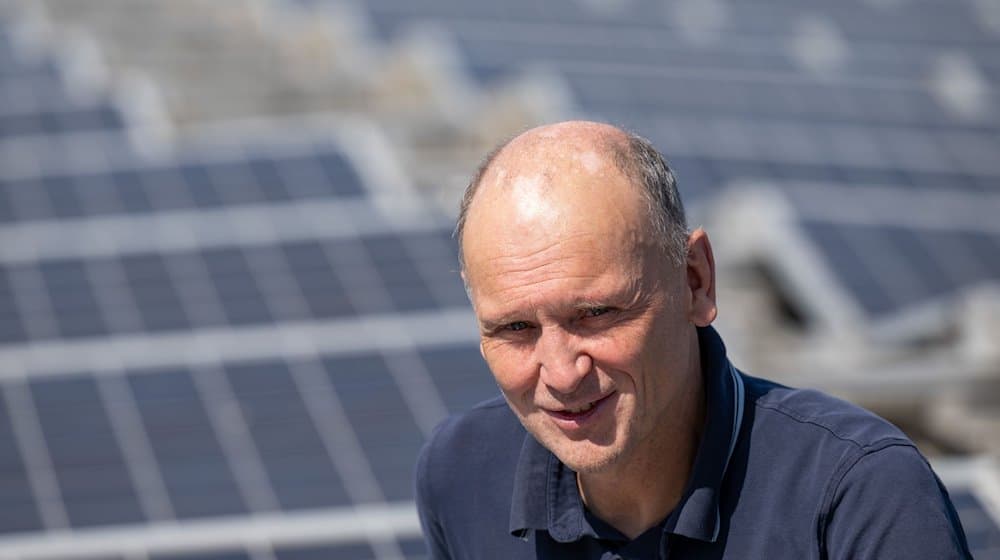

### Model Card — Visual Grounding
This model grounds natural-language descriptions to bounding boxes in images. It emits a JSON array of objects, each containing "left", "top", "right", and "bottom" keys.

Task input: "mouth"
[{"left": 545, "top": 392, "right": 615, "bottom": 425}]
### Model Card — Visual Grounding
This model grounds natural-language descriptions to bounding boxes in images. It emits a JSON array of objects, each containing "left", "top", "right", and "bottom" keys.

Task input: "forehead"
[{"left": 461, "top": 137, "right": 656, "bottom": 297}]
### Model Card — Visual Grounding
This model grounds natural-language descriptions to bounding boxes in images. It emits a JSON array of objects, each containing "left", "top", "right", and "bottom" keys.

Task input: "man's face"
[{"left": 461, "top": 138, "right": 705, "bottom": 474}]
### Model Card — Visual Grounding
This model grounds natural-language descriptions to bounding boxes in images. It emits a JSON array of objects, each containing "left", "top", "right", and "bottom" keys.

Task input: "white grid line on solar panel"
[
  {"left": 799, "top": 221, "right": 1000, "bottom": 326},
  {"left": 151, "top": 231, "right": 285, "bottom": 517},
  {"left": 84, "top": 260, "right": 176, "bottom": 522},
  {"left": 4, "top": 252, "right": 171, "bottom": 529},
  {"left": 357, "top": 0, "right": 994, "bottom": 45},
  {"left": 775, "top": 182, "right": 1000, "bottom": 234},
  {"left": 0, "top": 198, "right": 442, "bottom": 263},
  {"left": 558, "top": 66, "right": 999, "bottom": 128},
  {"left": 0, "top": 105, "right": 123, "bottom": 140},
  {"left": 442, "top": 18, "right": 1000, "bottom": 85},
  {"left": 0, "top": 308, "right": 478, "bottom": 381},
  {"left": 0, "top": 129, "right": 133, "bottom": 180},
  {"left": 0, "top": 231, "right": 465, "bottom": 348},
  {"left": 306, "top": 217, "right": 452, "bottom": 441},
  {"left": 712, "top": 183, "right": 1000, "bottom": 329},
  {"left": 21, "top": 152, "right": 279, "bottom": 523},
  {"left": 0, "top": 131, "right": 384, "bottom": 227},
  {"left": 0, "top": 502, "right": 421, "bottom": 560},
  {"left": 776, "top": 183, "right": 1000, "bottom": 317},
  {"left": 177, "top": 151, "right": 415, "bottom": 559},
  {"left": 0, "top": 379, "right": 70, "bottom": 531},
  {"left": 162, "top": 114, "right": 421, "bottom": 205},
  {"left": 0, "top": 161, "right": 367, "bottom": 225},
  {"left": 196, "top": 176, "right": 403, "bottom": 500},
  {"left": 232, "top": 160, "right": 451, "bottom": 441},
  {"left": 0, "top": 120, "right": 353, "bottom": 180},
  {"left": 599, "top": 114, "right": 1000, "bottom": 177}
]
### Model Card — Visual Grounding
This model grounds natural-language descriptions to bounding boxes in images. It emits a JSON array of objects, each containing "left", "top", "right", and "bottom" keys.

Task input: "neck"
[{"left": 577, "top": 351, "right": 706, "bottom": 539}]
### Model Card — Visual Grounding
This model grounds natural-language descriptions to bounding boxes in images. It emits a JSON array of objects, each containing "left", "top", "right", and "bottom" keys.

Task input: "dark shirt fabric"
[{"left": 415, "top": 326, "right": 972, "bottom": 559}]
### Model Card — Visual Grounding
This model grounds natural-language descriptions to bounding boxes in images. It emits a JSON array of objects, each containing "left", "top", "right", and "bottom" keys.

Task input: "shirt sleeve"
[
  {"left": 415, "top": 437, "right": 452, "bottom": 560},
  {"left": 822, "top": 443, "right": 972, "bottom": 560}
]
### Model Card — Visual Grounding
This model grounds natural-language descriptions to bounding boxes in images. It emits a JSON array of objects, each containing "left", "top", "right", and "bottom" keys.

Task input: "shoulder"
[
  {"left": 419, "top": 396, "right": 525, "bottom": 471},
  {"left": 416, "top": 396, "right": 526, "bottom": 511},
  {"left": 740, "top": 372, "right": 909, "bottom": 451},
  {"left": 415, "top": 397, "right": 528, "bottom": 558},
  {"left": 735, "top": 373, "right": 970, "bottom": 558}
]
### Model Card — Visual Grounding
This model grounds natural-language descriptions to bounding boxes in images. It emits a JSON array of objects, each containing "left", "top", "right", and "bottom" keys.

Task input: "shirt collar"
[{"left": 508, "top": 325, "right": 745, "bottom": 543}]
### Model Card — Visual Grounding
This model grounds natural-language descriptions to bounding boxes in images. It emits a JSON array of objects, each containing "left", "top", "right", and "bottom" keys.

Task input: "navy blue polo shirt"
[{"left": 415, "top": 327, "right": 971, "bottom": 559}]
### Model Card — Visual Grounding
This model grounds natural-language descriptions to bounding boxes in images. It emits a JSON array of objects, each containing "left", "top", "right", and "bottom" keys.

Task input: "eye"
[
  {"left": 506, "top": 321, "right": 531, "bottom": 332},
  {"left": 583, "top": 306, "right": 612, "bottom": 318}
]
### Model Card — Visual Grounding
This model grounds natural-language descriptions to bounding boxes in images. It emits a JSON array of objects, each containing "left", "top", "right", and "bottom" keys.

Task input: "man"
[{"left": 416, "top": 121, "right": 971, "bottom": 559}]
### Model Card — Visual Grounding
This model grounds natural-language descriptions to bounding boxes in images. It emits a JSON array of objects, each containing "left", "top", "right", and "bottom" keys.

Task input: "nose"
[{"left": 536, "top": 326, "right": 593, "bottom": 395}]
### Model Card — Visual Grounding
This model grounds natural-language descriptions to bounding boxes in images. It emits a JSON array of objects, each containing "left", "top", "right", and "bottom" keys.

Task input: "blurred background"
[{"left": 0, "top": 0, "right": 998, "bottom": 558}]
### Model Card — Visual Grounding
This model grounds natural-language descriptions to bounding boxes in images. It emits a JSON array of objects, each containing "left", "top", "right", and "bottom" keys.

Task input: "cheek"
[
  {"left": 482, "top": 343, "right": 538, "bottom": 397},
  {"left": 587, "top": 329, "right": 648, "bottom": 372}
]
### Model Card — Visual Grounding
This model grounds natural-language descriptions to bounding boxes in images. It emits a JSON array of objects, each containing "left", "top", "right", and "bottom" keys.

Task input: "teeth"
[{"left": 567, "top": 402, "right": 594, "bottom": 414}]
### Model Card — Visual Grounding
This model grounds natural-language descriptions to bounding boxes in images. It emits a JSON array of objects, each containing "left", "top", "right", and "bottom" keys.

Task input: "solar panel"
[
  {"left": 310, "top": 0, "right": 1000, "bottom": 331},
  {"left": 0, "top": 343, "right": 493, "bottom": 556},
  {"left": 3, "top": 3, "right": 999, "bottom": 559},
  {"left": 0, "top": 148, "right": 364, "bottom": 222},
  {"left": 951, "top": 488, "right": 1000, "bottom": 558}
]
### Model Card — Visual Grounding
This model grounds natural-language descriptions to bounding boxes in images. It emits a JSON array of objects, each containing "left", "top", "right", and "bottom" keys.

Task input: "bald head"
[{"left": 455, "top": 121, "right": 688, "bottom": 280}]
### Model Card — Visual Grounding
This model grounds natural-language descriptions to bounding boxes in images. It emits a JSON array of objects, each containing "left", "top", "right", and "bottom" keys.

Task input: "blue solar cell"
[
  {"left": 120, "top": 256, "right": 192, "bottom": 332},
  {"left": 29, "top": 376, "right": 146, "bottom": 527},
  {"left": 248, "top": 157, "right": 291, "bottom": 202},
  {"left": 417, "top": 345, "right": 498, "bottom": 415},
  {"left": 666, "top": 156, "right": 723, "bottom": 201},
  {"left": 950, "top": 488, "right": 1000, "bottom": 556},
  {"left": 961, "top": 232, "right": 1000, "bottom": 279},
  {"left": 0, "top": 316, "right": 26, "bottom": 343},
  {"left": 1, "top": 177, "right": 53, "bottom": 221},
  {"left": 0, "top": 112, "right": 42, "bottom": 137},
  {"left": 323, "top": 353, "right": 426, "bottom": 501},
  {"left": 203, "top": 160, "right": 261, "bottom": 205},
  {"left": 882, "top": 228, "right": 953, "bottom": 299},
  {"left": 399, "top": 536, "right": 429, "bottom": 559},
  {"left": 0, "top": 180, "right": 14, "bottom": 221},
  {"left": 0, "top": 268, "right": 26, "bottom": 343},
  {"left": 275, "top": 542, "right": 377, "bottom": 560},
  {"left": 799, "top": 221, "right": 893, "bottom": 316},
  {"left": 186, "top": 172, "right": 226, "bottom": 208},
  {"left": 97, "top": 104, "right": 125, "bottom": 129},
  {"left": 364, "top": 235, "right": 437, "bottom": 312},
  {"left": 36, "top": 262, "right": 107, "bottom": 339},
  {"left": 44, "top": 174, "right": 87, "bottom": 218},
  {"left": 280, "top": 240, "right": 356, "bottom": 318},
  {"left": 201, "top": 249, "right": 274, "bottom": 325},
  {"left": 174, "top": 162, "right": 210, "bottom": 187},
  {"left": 128, "top": 369, "right": 248, "bottom": 519},
  {"left": 226, "top": 360, "right": 350, "bottom": 510},
  {"left": 315, "top": 152, "right": 363, "bottom": 196},
  {"left": 71, "top": 172, "right": 122, "bottom": 216},
  {"left": 110, "top": 170, "right": 153, "bottom": 213},
  {"left": 0, "top": 391, "right": 44, "bottom": 534}
]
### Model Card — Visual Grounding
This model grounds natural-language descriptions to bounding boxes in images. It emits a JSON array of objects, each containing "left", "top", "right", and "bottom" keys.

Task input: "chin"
[{"left": 542, "top": 434, "right": 629, "bottom": 474}]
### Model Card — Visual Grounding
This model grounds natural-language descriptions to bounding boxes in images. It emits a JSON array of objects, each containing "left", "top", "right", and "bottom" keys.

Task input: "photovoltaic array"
[{"left": 3, "top": 0, "right": 1000, "bottom": 558}]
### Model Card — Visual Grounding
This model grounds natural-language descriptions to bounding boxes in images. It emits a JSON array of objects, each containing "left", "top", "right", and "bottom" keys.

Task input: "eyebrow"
[{"left": 476, "top": 294, "right": 630, "bottom": 331}]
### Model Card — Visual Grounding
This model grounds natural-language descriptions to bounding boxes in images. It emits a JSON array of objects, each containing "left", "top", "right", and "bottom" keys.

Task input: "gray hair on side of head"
[
  {"left": 453, "top": 128, "right": 689, "bottom": 273},
  {"left": 613, "top": 132, "right": 689, "bottom": 269}
]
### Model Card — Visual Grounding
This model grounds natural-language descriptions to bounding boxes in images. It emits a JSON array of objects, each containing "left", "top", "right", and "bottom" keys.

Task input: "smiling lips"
[{"left": 545, "top": 392, "right": 615, "bottom": 425}]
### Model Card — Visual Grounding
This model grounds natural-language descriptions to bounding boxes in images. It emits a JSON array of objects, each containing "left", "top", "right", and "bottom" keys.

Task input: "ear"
[{"left": 686, "top": 228, "right": 717, "bottom": 327}]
